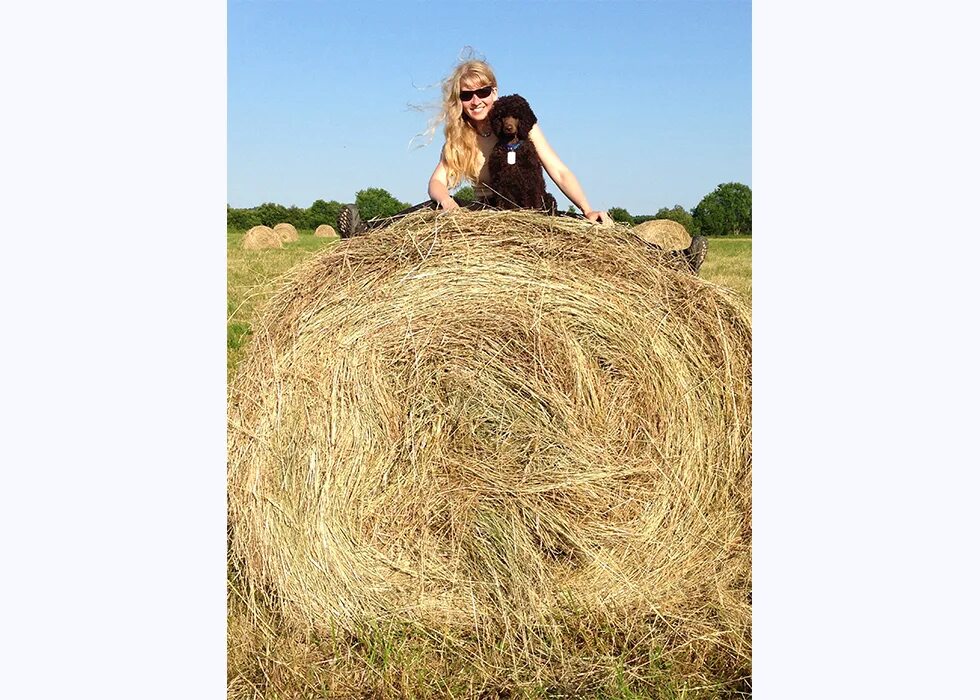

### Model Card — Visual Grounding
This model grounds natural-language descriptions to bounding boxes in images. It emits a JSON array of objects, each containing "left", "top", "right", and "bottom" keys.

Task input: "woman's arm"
[
  {"left": 427, "top": 154, "right": 460, "bottom": 210},
  {"left": 528, "top": 124, "right": 610, "bottom": 223}
]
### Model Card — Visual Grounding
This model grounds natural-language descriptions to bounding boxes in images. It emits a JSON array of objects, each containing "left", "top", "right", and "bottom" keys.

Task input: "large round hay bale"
[
  {"left": 314, "top": 224, "right": 338, "bottom": 239},
  {"left": 273, "top": 222, "right": 299, "bottom": 243},
  {"left": 241, "top": 225, "right": 282, "bottom": 250},
  {"left": 632, "top": 218, "right": 693, "bottom": 251},
  {"left": 228, "top": 210, "right": 750, "bottom": 678}
]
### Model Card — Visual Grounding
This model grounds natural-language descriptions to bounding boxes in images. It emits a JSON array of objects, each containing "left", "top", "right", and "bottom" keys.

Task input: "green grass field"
[
  {"left": 227, "top": 231, "right": 339, "bottom": 380},
  {"left": 226, "top": 227, "right": 752, "bottom": 698},
  {"left": 699, "top": 236, "right": 751, "bottom": 302}
]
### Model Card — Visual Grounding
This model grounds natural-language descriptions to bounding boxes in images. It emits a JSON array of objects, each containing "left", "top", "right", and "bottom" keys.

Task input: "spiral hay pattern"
[
  {"left": 228, "top": 209, "right": 751, "bottom": 681},
  {"left": 273, "top": 222, "right": 299, "bottom": 243}
]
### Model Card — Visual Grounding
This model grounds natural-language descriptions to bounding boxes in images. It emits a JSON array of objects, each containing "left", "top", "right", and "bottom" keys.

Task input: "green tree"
[
  {"left": 653, "top": 204, "right": 699, "bottom": 236},
  {"left": 309, "top": 199, "right": 342, "bottom": 229},
  {"left": 355, "top": 187, "right": 411, "bottom": 221},
  {"left": 254, "top": 202, "right": 289, "bottom": 228},
  {"left": 227, "top": 205, "right": 261, "bottom": 231},
  {"left": 453, "top": 185, "right": 475, "bottom": 204},
  {"left": 282, "top": 205, "right": 310, "bottom": 230},
  {"left": 692, "top": 183, "right": 751, "bottom": 236},
  {"left": 607, "top": 207, "right": 634, "bottom": 225}
]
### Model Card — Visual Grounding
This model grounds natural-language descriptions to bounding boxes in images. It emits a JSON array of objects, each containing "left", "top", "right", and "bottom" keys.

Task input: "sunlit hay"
[
  {"left": 632, "top": 218, "right": 693, "bottom": 251},
  {"left": 241, "top": 225, "right": 282, "bottom": 250},
  {"left": 273, "top": 222, "right": 299, "bottom": 243},
  {"left": 228, "top": 209, "right": 751, "bottom": 687},
  {"left": 314, "top": 224, "right": 338, "bottom": 239}
]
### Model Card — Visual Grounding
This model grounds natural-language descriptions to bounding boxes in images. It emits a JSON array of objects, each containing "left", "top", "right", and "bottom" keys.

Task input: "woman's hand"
[
  {"left": 429, "top": 158, "right": 460, "bottom": 211},
  {"left": 585, "top": 210, "right": 612, "bottom": 225}
]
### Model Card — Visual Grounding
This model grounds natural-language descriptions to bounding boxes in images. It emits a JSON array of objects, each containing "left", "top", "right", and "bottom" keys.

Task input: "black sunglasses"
[{"left": 459, "top": 86, "right": 494, "bottom": 102}]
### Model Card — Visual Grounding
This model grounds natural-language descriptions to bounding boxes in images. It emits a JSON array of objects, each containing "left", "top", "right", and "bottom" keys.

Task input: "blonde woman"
[
  {"left": 337, "top": 57, "right": 707, "bottom": 274},
  {"left": 338, "top": 57, "right": 610, "bottom": 235},
  {"left": 425, "top": 59, "right": 610, "bottom": 223}
]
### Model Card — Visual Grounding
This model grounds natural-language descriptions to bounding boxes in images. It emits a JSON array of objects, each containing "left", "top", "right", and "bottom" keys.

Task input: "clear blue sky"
[{"left": 229, "top": 0, "right": 751, "bottom": 215}]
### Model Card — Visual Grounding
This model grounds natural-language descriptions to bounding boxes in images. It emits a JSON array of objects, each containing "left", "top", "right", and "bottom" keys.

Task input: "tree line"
[
  {"left": 606, "top": 182, "right": 751, "bottom": 237},
  {"left": 227, "top": 182, "right": 751, "bottom": 237},
  {"left": 226, "top": 188, "right": 412, "bottom": 232}
]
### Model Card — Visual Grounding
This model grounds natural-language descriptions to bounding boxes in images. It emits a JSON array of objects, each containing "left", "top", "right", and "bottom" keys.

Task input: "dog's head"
[{"left": 489, "top": 94, "right": 537, "bottom": 141}]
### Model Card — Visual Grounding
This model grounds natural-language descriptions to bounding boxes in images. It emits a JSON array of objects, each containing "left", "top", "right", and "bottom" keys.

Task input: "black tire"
[
  {"left": 685, "top": 236, "right": 709, "bottom": 275},
  {"left": 338, "top": 204, "right": 361, "bottom": 239}
]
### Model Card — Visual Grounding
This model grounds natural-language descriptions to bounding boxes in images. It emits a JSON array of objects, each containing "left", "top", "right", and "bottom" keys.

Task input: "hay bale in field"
[
  {"left": 314, "top": 224, "right": 338, "bottom": 239},
  {"left": 228, "top": 210, "right": 751, "bottom": 675},
  {"left": 273, "top": 222, "right": 299, "bottom": 242},
  {"left": 632, "top": 218, "right": 693, "bottom": 251},
  {"left": 241, "top": 225, "right": 282, "bottom": 250}
]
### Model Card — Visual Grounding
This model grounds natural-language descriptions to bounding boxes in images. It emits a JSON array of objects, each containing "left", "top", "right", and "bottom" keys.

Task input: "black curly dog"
[{"left": 486, "top": 94, "right": 558, "bottom": 214}]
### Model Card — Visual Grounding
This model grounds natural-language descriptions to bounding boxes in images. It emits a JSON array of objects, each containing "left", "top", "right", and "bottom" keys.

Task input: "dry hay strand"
[
  {"left": 632, "top": 218, "right": 693, "bottom": 251},
  {"left": 273, "top": 222, "right": 299, "bottom": 243},
  {"left": 314, "top": 224, "right": 338, "bottom": 239},
  {"left": 228, "top": 209, "right": 751, "bottom": 685},
  {"left": 241, "top": 225, "right": 282, "bottom": 250}
]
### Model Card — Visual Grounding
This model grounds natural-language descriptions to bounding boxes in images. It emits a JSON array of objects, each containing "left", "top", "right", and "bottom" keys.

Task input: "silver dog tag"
[{"left": 507, "top": 151, "right": 516, "bottom": 165}]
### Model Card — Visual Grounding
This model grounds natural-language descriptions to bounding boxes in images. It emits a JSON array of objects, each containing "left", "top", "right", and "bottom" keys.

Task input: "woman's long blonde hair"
[{"left": 436, "top": 60, "right": 497, "bottom": 188}]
